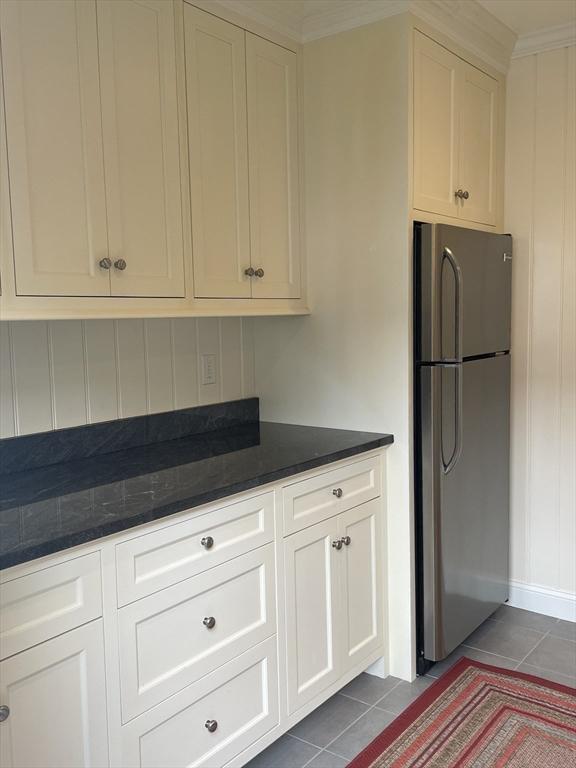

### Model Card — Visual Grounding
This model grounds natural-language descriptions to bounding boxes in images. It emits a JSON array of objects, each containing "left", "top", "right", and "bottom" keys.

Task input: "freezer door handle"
[
  {"left": 442, "top": 247, "right": 463, "bottom": 363},
  {"left": 442, "top": 364, "right": 463, "bottom": 474}
]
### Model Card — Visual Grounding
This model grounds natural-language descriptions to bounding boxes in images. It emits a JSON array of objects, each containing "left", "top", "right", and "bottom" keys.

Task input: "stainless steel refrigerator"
[{"left": 413, "top": 221, "right": 512, "bottom": 673}]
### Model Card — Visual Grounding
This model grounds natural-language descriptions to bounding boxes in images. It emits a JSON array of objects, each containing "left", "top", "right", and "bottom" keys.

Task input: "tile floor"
[{"left": 245, "top": 605, "right": 576, "bottom": 768}]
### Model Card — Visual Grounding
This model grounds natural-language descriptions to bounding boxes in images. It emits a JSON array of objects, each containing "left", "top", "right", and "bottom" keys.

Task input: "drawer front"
[
  {"left": 0, "top": 552, "right": 102, "bottom": 660},
  {"left": 116, "top": 492, "right": 274, "bottom": 606},
  {"left": 282, "top": 456, "right": 380, "bottom": 535},
  {"left": 119, "top": 544, "right": 276, "bottom": 721},
  {"left": 121, "top": 637, "right": 279, "bottom": 768}
]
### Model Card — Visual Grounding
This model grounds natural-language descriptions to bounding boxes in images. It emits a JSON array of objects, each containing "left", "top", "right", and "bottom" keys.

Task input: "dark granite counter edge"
[{"left": 0, "top": 435, "right": 393, "bottom": 571}]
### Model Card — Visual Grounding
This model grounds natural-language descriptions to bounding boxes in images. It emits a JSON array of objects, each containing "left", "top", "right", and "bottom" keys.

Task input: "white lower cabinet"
[
  {"left": 0, "top": 452, "right": 387, "bottom": 768},
  {"left": 118, "top": 544, "right": 276, "bottom": 721},
  {"left": 285, "top": 499, "right": 383, "bottom": 715},
  {"left": 120, "top": 637, "right": 279, "bottom": 768},
  {"left": 0, "top": 620, "right": 108, "bottom": 768}
]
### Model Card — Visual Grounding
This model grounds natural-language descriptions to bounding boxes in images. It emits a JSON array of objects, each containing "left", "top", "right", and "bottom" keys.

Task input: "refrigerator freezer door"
[
  {"left": 420, "top": 354, "right": 510, "bottom": 661},
  {"left": 416, "top": 223, "right": 512, "bottom": 362}
]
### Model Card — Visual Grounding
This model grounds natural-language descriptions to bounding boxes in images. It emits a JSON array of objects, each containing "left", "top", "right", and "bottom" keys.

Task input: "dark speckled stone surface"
[{"left": 0, "top": 418, "right": 393, "bottom": 570}]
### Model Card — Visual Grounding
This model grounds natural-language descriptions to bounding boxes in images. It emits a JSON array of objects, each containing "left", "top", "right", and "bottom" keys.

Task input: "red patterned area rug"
[{"left": 348, "top": 657, "right": 576, "bottom": 768}]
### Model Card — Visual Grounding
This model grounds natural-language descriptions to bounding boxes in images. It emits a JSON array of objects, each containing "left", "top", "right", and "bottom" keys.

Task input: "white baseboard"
[{"left": 508, "top": 580, "right": 576, "bottom": 622}]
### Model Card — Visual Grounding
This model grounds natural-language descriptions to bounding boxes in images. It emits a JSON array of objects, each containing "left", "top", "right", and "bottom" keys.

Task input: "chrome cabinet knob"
[
  {"left": 254, "top": 268, "right": 264, "bottom": 278},
  {"left": 244, "top": 267, "right": 255, "bottom": 277},
  {"left": 203, "top": 616, "right": 216, "bottom": 629},
  {"left": 201, "top": 536, "right": 214, "bottom": 549},
  {"left": 332, "top": 539, "right": 343, "bottom": 550},
  {"left": 332, "top": 488, "right": 343, "bottom": 498},
  {"left": 99, "top": 257, "right": 112, "bottom": 269},
  {"left": 114, "top": 258, "right": 127, "bottom": 270},
  {"left": 0, "top": 705, "right": 9, "bottom": 722},
  {"left": 205, "top": 719, "right": 218, "bottom": 733},
  {"left": 341, "top": 536, "right": 351, "bottom": 546},
  {"left": 455, "top": 189, "right": 464, "bottom": 199},
  {"left": 462, "top": 190, "right": 469, "bottom": 200}
]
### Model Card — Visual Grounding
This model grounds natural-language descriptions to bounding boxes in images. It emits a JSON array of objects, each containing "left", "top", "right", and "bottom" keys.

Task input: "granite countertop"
[{"left": 0, "top": 406, "right": 393, "bottom": 570}]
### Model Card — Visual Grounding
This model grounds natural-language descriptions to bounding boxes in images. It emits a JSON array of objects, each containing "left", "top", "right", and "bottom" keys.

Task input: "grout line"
[
  {"left": 288, "top": 734, "right": 327, "bottom": 750},
  {"left": 513, "top": 627, "right": 552, "bottom": 670}
]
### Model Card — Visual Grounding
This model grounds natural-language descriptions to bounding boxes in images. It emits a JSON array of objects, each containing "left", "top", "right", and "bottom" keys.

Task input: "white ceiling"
[{"left": 477, "top": 0, "right": 576, "bottom": 36}]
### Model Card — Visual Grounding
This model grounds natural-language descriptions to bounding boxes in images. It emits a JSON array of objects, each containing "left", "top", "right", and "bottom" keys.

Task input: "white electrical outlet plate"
[{"left": 201, "top": 353, "right": 217, "bottom": 386}]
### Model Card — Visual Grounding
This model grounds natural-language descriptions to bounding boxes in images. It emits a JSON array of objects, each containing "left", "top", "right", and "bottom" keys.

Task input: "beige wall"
[
  {"left": 254, "top": 16, "right": 415, "bottom": 679},
  {"left": 0, "top": 317, "right": 255, "bottom": 437},
  {"left": 505, "top": 45, "right": 575, "bottom": 614}
]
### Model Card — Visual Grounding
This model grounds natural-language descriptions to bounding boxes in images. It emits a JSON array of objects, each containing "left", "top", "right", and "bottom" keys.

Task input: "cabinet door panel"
[
  {"left": 247, "top": 34, "right": 301, "bottom": 299},
  {"left": 284, "top": 519, "right": 340, "bottom": 714},
  {"left": 98, "top": 0, "right": 185, "bottom": 297},
  {"left": 458, "top": 63, "right": 498, "bottom": 226},
  {"left": 339, "top": 500, "right": 383, "bottom": 671},
  {"left": 0, "top": 621, "right": 108, "bottom": 768},
  {"left": 185, "top": 6, "right": 251, "bottom": 299},
  {"left": 413, "top": 31, "right": 459, "bottom": 219},
  {"left": 0, "top": 0, "right": 110, "bottom": 296}
]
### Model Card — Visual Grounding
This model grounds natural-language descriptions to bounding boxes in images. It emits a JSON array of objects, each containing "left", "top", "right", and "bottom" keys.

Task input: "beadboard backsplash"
[{"left": 0, "top": 317, "right": 256, "bottom": 438}]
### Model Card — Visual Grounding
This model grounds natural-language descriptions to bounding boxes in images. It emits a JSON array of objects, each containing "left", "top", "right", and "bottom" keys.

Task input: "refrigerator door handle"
[
  {"left": 442, "top": 363, "right": 463, "bottom": 474},
  {"left": 442, "top": 247, "right": 463, "bottom": 363}
]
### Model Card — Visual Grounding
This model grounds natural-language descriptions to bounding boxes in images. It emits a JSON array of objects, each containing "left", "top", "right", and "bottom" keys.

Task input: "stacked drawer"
[{"left": 115, "top": 493, "right": 279, "bottom": 768}]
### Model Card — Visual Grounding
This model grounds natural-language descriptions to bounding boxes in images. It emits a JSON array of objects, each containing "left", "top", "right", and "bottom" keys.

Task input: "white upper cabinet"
[
  {"left": 184, "top": 5, "right": 251, "bottom": 299},
  {"left": 458, "top": 61, "right": 498, "bottom": 226},
  {"left": 97, "top": 0, "right": 185, "bottom": 297},
  {"left": 0, "top": 0, "right": 185, "bottom": 299},
  {"left": 0, "top": 0, "right": 110, "bottom": 296},
  {"left": 413, "top": 31, "right": 499, "bottom": 227},
  {"left": 413, "top": 31, "right": 459, "bottom": 219},
  {"left": 246, "top": 34, "right": 301, "bottom": 299}
]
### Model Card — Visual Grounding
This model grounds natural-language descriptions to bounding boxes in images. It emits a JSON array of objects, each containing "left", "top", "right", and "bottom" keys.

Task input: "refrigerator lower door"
[{"left": 420, "top": 354, "right": 510, "bottom": 662}]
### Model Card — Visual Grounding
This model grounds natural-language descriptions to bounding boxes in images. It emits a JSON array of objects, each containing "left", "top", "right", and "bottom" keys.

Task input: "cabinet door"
[
  {"left": 246, "top": 34, "right": 301, "bottom": 299},
  {"left": 0, "top": 0, "right": 110, "bottom": 296},
  {"left": 184, "top": 6, "right": 251, "bottom": 299},
  {"left": 458, "top": 62, "right": 498, "bottom": 226},
  {"left": 339, "top": 500, "right": 383, "bottom": 672},
  {"left": 413, "top": 31, "right": 460, "bottom": 219},
  {"left": 97, "top": 0, "right": 185, "bottom": 297},
  {"left": 284, "top": 519, "right": 341, "bottom": 714},
  {"left": 0, "top": 621, "right": 108, "bottom": 768}
]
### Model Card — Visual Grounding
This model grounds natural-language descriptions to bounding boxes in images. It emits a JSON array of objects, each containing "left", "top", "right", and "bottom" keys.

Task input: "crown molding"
[
  {"left": 512, "top": 22, "right": 576, "bottom": 58},
  {"left": 191, "top": 0, "right": 516, "bottom": 72},
  {"left": 410, "top": 0, "right": 515, "bottom": 72},
  {"left": 301, "top": 1, "right": 410, "bottom": 42}
]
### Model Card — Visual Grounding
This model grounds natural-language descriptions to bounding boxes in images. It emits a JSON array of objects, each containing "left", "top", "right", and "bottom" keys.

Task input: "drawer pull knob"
[
  {"left": 341, "top": 536, "right": 351, "bottom": 546},
  {"left": 114, "top": 258, "right": 127, "bottom": 271},
  {"left": 244, "top": 267, "right": 255, "bottom": 277},
  {"left": 0, "top": 705, "right": 9, "bottom": 722},
  {"left": 254, "top": 268, "right": 265, "bottom": 278},
  {"left": 201, "top": 536, "right": 214, "bottom": 549},
  {"left": 205, "top": 719, "right": 218, "bottom": 733},
  {"left": 99, "top": 257, "right": 112, "bottom": 270},
  {"left": 332, "top": 539, "right": 343, "bottom": 550},
  {"left": 203, "top": 616, "right": 216, "bottom": 629},
  {"left": 332, "top": 488, "right": 343, "bottom": 498}
]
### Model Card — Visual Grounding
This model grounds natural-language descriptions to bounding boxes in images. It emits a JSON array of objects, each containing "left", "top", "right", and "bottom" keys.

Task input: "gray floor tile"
[
  {"left": 427, "top": 644, "right": 518, "bottom": 678},
  {"left": 375, "top": 676, "right": 434, "bottom": 716},
  {"left": 305, "top": 750, "right": 349, "bottom": 768},
  {"left": 339, "top": 672, "right": 401, "bottom": 705},
  {"left": 491, "top": 604, "right": 559, "bottom": 633},
  {"left": 523, "top": 635, "right": 576, "bottom": 677},
  {"left": 244, "top": 735, "right": 319, "bottom": 768},
  {"left": 516, "top": 662, "right": 576, "bottom": 688},
  {"left": 549, "top": 619, "right": 576, "bottom": 642},
  {"left": 463, "top": 618, "right": 544, "bottom": 660},
  {"left": 328, "top": 707, "right": 395, "bottom": 759},
  {"left": 289, "top": 693, "right": 368, "bottom": 749}
]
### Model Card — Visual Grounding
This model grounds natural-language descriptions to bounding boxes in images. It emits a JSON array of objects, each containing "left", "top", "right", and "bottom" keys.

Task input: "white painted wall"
[
  {"left": 505, "top": 45, "right": 576, "bottom": 620},
  {"left": 253, "top": 16, "right": 415, "bottom": 680},
  {"left": 0, "top": 317, "right": 256, "bottom": 437}
]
